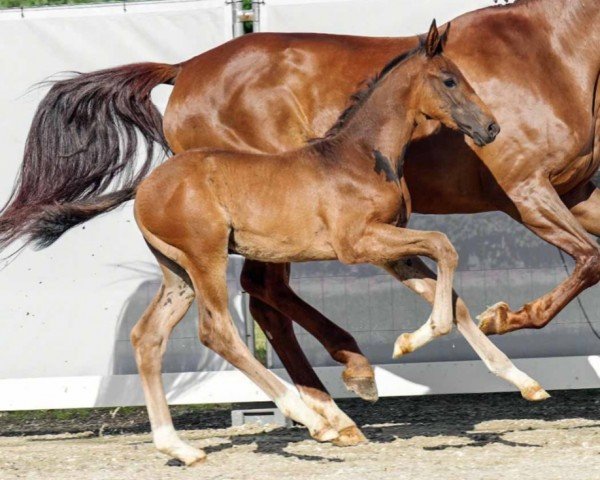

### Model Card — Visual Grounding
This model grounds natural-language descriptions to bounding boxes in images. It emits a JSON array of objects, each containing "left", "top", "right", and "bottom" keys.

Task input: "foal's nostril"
[{"left": 487, "top": 122, "right": 501, "bottom": 139}]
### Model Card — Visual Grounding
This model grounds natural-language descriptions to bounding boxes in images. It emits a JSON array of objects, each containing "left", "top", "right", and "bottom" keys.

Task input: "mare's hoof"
[{"left": 342, "top": 374, "right": 379, "bottom": 403}]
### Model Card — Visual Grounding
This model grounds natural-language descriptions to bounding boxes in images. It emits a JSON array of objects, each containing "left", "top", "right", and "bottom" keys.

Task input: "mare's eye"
[{"left": 444, "top": 78, "right": 457, "bottom": 88}]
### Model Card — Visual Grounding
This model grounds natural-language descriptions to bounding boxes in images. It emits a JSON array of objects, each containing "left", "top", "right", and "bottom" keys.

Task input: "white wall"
[
  {"left": 0, "top": 1, "right": 238, "bottom": 386},
  {"left": 262, "top": 0, "right": 513, "bottom": 35}
]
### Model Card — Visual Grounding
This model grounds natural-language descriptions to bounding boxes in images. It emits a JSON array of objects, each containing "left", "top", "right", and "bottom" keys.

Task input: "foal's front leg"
[
  {"left": 337, "top": 224, "right": 458, "bottom": 357},
  {"left": 385, "top": 257, "right": 549, "bottom": 401}
]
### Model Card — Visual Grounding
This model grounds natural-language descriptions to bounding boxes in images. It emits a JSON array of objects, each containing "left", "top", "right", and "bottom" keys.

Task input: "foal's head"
[{"left": 411, "top": 21, "right": 500, "bottom": 147}]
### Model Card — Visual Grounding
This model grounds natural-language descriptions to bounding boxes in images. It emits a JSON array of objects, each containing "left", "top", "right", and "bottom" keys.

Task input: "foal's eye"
[{"left": 443, "top": 78, "right": 457, "bottom": 88}]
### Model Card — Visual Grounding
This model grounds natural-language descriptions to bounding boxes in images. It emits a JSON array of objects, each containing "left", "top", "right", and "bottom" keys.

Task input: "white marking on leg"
[
  {"left": 274, "top": 390, "right": 339, "bottom": 442},
  {"left": 299, "top": 392, "right": 355, "bottom": 432},
  {"left": 153, "top": 426, "right": 206, "bottom": 465},
  {"left": 455, "top": 304, "right": 549, "bottom": 400}
]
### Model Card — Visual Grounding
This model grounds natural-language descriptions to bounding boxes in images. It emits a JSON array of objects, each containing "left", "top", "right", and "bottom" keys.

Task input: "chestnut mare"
[{"left": 132, "top": 24, "right": 506, "bottom": 464}]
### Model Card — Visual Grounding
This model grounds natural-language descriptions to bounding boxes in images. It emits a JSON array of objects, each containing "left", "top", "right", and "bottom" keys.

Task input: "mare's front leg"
[
  {"left": 566, "top": 181, "right": 600, "bottom": 237},
  {"left": 478, "top": 178, "right": 600, "bottom": 334},
  {"left": 385, "top": 257, "right": 549, "bottom": 401},
  {"left": 336, "top": 224, "right": 459, "bottom": 352},
  {"left": 241, "top": 260, "right": 377, "bottom": 402}
]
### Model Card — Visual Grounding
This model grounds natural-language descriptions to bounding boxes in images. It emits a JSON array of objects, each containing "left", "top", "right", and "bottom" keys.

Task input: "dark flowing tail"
[{"left": 0, "top": 61, "right": 180, "bottom": 251}]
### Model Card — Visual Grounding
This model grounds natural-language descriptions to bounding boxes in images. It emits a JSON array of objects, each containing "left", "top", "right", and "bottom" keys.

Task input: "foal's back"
[{"left": 135, "top": 148, "right": 349, "bottom": 262}]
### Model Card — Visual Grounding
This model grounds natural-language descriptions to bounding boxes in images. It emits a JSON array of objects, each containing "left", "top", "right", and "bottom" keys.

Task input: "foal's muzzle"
[{"left": 458, "top": 119, "right": 501, "bottom": 147}]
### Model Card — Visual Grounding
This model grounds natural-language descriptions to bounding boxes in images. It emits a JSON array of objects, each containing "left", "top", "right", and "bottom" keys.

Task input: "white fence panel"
[
  {"left": 262, "top": 0, "right": 512, "bottom": 35},
  {"left": 0, "top": 1, "right": 241, "bottom": 409}
]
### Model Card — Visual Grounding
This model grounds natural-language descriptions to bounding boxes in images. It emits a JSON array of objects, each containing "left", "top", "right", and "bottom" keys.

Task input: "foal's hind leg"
[
  {"left": 249, "top": 296, "right": 366, "bottom": 446},
  {"left": 130, "top": 261, "right": 203, "bottom": 465},
  {"left": 183, "top": 252, "right": 339, "bottom": 444},
  {"left": 241, "top": 260, "right": 377, "bottom": 402},
  {"left": 385, "top": 257, "right": 549, "bottom": 401}
]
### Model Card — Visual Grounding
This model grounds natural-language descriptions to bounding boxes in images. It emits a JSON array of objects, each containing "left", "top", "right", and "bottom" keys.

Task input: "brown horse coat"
[
  {"left": 0, "top": 0, "right": 592, "bottom": 461},
  {"left": 131, "top": 29, "right": 543, "bottom": 464},
  {"left": 162, "top": 0, "right": 600, "bottom": 336}
]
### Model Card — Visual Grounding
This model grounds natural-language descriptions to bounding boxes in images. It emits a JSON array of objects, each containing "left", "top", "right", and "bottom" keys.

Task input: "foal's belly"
[{"left": 230, "top": 228, "right": 336, "bottom": 263}]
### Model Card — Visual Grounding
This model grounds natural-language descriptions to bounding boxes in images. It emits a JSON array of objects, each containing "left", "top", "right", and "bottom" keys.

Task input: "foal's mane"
[{"left": 309, "top": 44, "right": 424, "bottom": 144}]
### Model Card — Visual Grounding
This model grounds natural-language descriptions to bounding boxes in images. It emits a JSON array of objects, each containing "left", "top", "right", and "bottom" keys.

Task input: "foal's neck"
[{"left": 334, "top": 63, "right": 419, "bottom": 174}]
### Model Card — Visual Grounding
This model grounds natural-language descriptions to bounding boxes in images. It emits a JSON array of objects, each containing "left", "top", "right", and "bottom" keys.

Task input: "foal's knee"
[
  {"left": 432, "top": 321, "right": 453, "bottom": 337},
  {"left": 430, "top": 232, "right": 458, "bottom": 269}
]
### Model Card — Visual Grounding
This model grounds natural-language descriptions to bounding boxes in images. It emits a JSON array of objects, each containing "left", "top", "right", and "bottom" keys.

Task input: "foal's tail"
[{"left": 0, "top": 62, "right": 180, "bottom": 251}]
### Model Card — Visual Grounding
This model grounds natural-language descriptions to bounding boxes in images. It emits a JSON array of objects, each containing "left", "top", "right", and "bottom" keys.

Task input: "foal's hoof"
[
  {"left": 342, "top": 373, "right": 379, "bottom": 403},
  {"left": 477, "top": 302, "right": 510, "bottom": 335},
  {"left": 166, "top": 447, "right": 207, "bottom": 467},
  {"left": 180, "top": 449, "right": 207, "bottom": 467},
  {"left": 167, "top": 455, "right": 206, "bottom": 468},
  {"left": 392, "top": 333, "right": 413, "bottom": 359},
  {"left": 332, "top": 426, "right": 368, "bottom": 447},
  {"left": 312, "top": 426, "right": 340, "bottom": 443},
  {"left": 521, "top": 382, "right": 551, "bottom": 402}
]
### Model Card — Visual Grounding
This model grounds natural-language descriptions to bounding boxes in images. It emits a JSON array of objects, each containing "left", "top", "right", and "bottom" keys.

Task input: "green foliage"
[
  {"left": 1, "top": 404, "right": 224, "bottom": 423},
  {"left": 254, "top": 321, "right": 268, "bottom": 365},
  {"left": 0, "top": 0, "right": 122, "bottom": 7},
  {"left": 1, "top": 0, "right": 254, "bottom": 9}
]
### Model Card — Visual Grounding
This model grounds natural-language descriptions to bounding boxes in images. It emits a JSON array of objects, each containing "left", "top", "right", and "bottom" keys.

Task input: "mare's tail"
[{"left": 0, "top": 62, "right": 180, "bottom": 250}]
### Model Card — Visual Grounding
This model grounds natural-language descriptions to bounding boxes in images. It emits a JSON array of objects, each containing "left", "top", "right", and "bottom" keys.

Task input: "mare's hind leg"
[
  {"left": 385, "top": 257, "right": 549, "bottom": 401},
  {"left": 241, "top": 260, "right": 377, "bottom": 402},
  {"left": 182, "top": 249, "right": 339, "bottom": 444},
  {"left": 249, "top": 296, "right": 366, "bottom": 446},
  {"left": 130, "top": 259, "right": 203, "bottom": 466}
]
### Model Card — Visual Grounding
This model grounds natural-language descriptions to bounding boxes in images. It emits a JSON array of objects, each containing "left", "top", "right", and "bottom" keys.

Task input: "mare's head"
[{"left": 412, "top": 20, "right": 500, "bottom": 146}]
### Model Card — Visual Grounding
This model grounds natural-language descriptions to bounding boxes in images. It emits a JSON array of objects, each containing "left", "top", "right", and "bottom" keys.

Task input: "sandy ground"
[{"left": 0, "top": 390, "right": 598, "bottom": 480}]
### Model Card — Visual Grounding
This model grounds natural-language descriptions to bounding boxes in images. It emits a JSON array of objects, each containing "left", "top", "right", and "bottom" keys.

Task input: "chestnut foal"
[{"left": 132, "top": 23, "right": 524, "bottom": 466}]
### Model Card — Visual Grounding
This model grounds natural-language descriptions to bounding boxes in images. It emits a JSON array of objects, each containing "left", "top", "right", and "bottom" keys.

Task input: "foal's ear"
[
  {"left": 440, "top": 22, "right": 451, "bottom": 48},
  {"left": 425, "top": 19, "right": 443, "bottom": 57}
]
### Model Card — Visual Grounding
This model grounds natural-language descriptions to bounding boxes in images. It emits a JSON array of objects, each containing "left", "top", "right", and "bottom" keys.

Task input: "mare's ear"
[{"left": 425, "top": 19, "right": 443, "bottom": 57}]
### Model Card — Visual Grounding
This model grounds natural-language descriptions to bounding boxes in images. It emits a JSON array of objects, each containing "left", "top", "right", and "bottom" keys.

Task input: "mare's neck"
[{"left": 532, "top": 0, "right": 600, "bottom": 76}]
